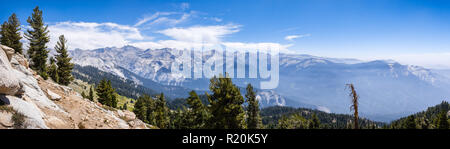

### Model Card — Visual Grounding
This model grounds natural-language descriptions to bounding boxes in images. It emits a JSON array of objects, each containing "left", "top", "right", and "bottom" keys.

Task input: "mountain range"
[{"left": 68, "top": 46, "right": 450, "bottom": 122}]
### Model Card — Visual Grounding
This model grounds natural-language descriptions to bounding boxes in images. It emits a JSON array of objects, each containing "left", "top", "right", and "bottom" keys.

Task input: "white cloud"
[
  {"left": 44, "top": 21, "right": 292, "bottom": 54},
  {"left": 48, "top": 21, "right": 147, "bottom": 50},
  {"left": 134, "top": 12, "right": 176, "bottom": 27},
  {"left": 157, "top": 25, "right": 239, "bottom": 43},
  {"left": 130, "top": 25, "right": 292, "bottom": 53},
  {"left": 134, "top": 11, "right": 194, "bottom": 28},
  {"left": 284, "top": 34, "right": 311, "bottom": 41}
]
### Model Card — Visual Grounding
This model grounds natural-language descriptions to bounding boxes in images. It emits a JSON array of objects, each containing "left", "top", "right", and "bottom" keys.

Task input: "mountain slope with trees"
[{"left": 389, "top": 101, "right": 450, "bottom": 129}]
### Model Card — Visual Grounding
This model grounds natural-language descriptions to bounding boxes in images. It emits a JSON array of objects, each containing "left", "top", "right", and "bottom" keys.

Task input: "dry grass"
[{"left": 12, "top": 112, "right": 25, "bottom": 129}]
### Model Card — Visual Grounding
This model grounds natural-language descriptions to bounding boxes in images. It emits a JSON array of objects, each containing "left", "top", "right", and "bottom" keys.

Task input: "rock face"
[
  {"left": 0, "top": 45, "right": 22, "bottom": 96},
  {"left": 0, "top": 45, "right": 149, "bottom": 129},
  {"left": 46, "top": 89, "right": 62, "bottom": 101}
]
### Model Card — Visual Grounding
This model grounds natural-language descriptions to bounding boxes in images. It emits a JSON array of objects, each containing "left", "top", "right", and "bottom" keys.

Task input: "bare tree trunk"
[{"left": 346, "top": 84, "right": 359, "bottom": 129}]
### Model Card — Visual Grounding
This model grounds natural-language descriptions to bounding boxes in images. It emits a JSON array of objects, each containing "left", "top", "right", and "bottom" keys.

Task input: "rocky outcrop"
[
  {"left": 0, "top": 95, "right": 48, "bottom": 128},
  {"left": 0, "top": 45, "right": 22, "bottom": 96},
  {"left": 46, "top": 89, "right": 62, "bottom": 101},
  {"left": 0, "top": 45, "right": 14, "bottom": 61},
  {"left": 0, "top": 45, "right": 149, "bottom": 129}
]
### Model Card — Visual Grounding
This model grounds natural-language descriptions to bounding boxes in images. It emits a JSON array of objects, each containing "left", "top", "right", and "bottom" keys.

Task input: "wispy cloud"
[
  {"left": 48, "top": 22, "right": 147, "bottom": 50},
  {"left": 284, "top": 34, "right": 311, "bottom": 41},
  {"left": 134, "top": 11, "right": 195, "bottom": 29},
  {"left": 134, "top": 12, "right": 176, "bottom": 27}
]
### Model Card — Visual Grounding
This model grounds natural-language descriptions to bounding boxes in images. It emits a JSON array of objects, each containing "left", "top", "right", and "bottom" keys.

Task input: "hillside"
[
  {"left": 72, "top": 64, "right": 193, "bottom": 99},
  {"left": 0, "top": 45, "right": 149, "bottom": 129},
  {"left": 389, "top": 101, "right": 450, "bottom": 129},
  {"left": 69, "top": 79, "right": 136, "bottom": 111},
  {"left": 261, "top": 106, "right": 385, "bottom": 129}
]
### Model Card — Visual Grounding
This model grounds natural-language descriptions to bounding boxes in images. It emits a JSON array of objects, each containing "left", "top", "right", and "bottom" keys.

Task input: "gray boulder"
[
  {"left": 0, "top": 45, "right": 21, "bottom": 95},
  {"left": 0, "top": 95, "right": 49, "bottom": 129}
]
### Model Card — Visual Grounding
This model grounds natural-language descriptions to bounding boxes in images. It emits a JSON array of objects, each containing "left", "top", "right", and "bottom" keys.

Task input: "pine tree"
[
  {"left": 245, "top": 84, "right": 262, "bottom": 129},
  {"left": 25, "top": 6, "right": 50, "bottom": 78},
  {"left": 437, "top": 111, "right": 449, "bottom": 129},
  {"left": 81, "top": 91, "right": 87, "bottom": 99},
  {"left": 277, "top": 114, "right": 309, "bottom": 129},
  {"left": 0, "top": 22, "right": 10, "bottom": 46},
  {"left": 6, "top": 14, "right": 23, "bottom": 53},
  {"left": 134, "top": 95, "right": 150, "bottom": 123},
  {"left": 96, "top": 79, "right": 108, "bottom": 105},
  {"left": 133, "top": 94, "right": 158, "bottom": 125},
  {"left": 170, "top": 108, "right": 189, "bottom": 129},
  {"left": 310, "top": 113, "right": 321, "bottom": 129},
  {"left": 48, "top": 57, "right": 59, "bottom": 83},
  {"left": 207, "top": 75, "right": 246, "bottom": 129},
  {"left": 88, "top": 86, "right": 94, "bottom": 101},
  {"left": 1, "top": 13, "right": 23, "bottom": 54},
  {"left": 54, "top": 35, "right": 74, "bottom": 85},
  {"left": 95, "top": 79, "right": 117, "bottom": 108},
  {"left": 111, "top": 91, "right": 118, "bottom": 108},
  {"left": 155, "top": 93, "right": 168, "bottom": 129},
  {"left": 186, "top": 90, "right": 210, "bottom": 129},
  {"left": 404, "top": 115, "right": 416, "bottom": 129}
]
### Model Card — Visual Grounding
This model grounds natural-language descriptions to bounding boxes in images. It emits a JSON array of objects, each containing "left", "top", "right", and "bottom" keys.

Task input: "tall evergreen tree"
[
  {"left": 155, "top": 93, "right": 168, "bottom": 129},
  {"left": 145, "top": 96, "right": 157, "bottom": 125},
  {"left": 245, "top": 84, "right": 262, "bottom": 129},
  {"left": 96, "top": 79, "right": 108, "bottom": 105},
  {"left": 310, "top": 113, "right": 321, "bottom": 129},
  {"left": 111, "top": 91, "right": 118, "bottom": 108},
  {"left": 0, "top": 13, "right": 23, "bottom": 53},
  {"left": 95, "top": 79, "right": 117, "bottom": 108},
  {"left": 107, "top": 80, "right": 117, "bottom": 108},
  {"left": 186, "top": 90, "right": 210, "bottom": 129},
  {"left": 170, "top": 108, "right": 189, "bottom": 129},
  {"left": 404, "top": 115, "right": 417, "bottom": 129},
  {"left": 25, "top": 6, "right": 50, "bottom": 78},
  {"left": 134, "top": 95, "right": 151, "bottom": 123},
  {"left": 0, "top": 22, "right": 10, "bottom": 46},
  {"left": 437, "top": 111, "right": 449, "bottom": 129},
  {"left": 54, "top": 35, "right": 74, "bottom": 85},
  {"left": 207, "top": 75, "right": 246, "bottom": 129},
  {"left": 6, "top": 14, "right": 23, "bottom": 53}
]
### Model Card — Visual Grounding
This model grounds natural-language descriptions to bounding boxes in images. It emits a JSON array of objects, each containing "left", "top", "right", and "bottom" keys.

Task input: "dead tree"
[{"left": 346, "top": 84, "right": 359, "bottom": 129}]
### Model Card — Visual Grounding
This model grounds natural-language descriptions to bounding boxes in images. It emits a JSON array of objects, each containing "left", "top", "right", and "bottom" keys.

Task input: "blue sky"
[{"left": 1, "top": 0, "right": 450, "bottom": 68}]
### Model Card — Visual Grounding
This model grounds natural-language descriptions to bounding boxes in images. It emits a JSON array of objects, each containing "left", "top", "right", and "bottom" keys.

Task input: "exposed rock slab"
[{"left": 46, "top": 89, "right": 62, "bottom": 101}]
